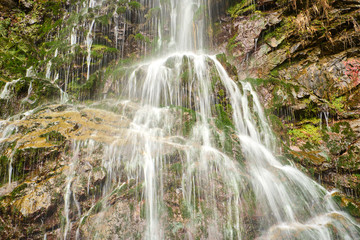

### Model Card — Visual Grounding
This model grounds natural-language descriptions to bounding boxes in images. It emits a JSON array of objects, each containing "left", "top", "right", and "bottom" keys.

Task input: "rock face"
[
  {"left": 1, "top": 0, "right": 360, "bottom": 238},
  {"left": 216, "top": 0, "right": 360, "bottom": 216},
  {"left": 0, "top": 102, "right": 131, "bottom": 238}
]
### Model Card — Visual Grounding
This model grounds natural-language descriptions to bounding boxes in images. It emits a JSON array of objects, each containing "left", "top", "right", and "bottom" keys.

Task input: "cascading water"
[{"left": 48, "top": 0, "right": 360, "bottom": 239}]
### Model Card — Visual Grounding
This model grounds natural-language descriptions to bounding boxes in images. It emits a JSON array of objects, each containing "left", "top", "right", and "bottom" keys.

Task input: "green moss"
[
  {"left": 11, "top": 183, "right": 28, "bottom": 199},
  {"left": 81, "top": 215, "right": 88, "bottom": 225},
  {"left": 332, "top": 195, "right": 342, "bottom": 205},
  {"left": 68, "top": 70, "right": 100, "bottom": 100},
  {"left": 331, "top": 122, "right": 355, "bottom": 139},
  {"left": 226, "top": 34, "right": 240, "bottom": 55},
  {"left": 180, "top": 200, "right": 190, "bottom": 219},
  {"left": 146, "top": 7, "right": 161, "bottom": 19},
  {"left": 134, "top": 33, "right": 150, "bottom": 43},
  {"left": 288, "top": 124, "right": 322, "bottom": 145},
  {"left": 0, "top": 156, "right": 9, "bottom": 184},
  {"left": 345, "top": 202, "right": 360, "bottom": 217},
  {"left": 0, "top": 79, "right": 6, "bottom": 89},
  {"left": 125, "top": 183, "right": 143, "bottom": 201},
  {"left": 214, "top": 104, "right": 233, "bottom": 129},
  {"left": 244, "top": 77, "right": 268, "bottom": 86},
  {"left": 10, "top": 147, "right": 59, "bottom": 183},
  {"left": 180, "top": 62, "right": 190, "bottom": 84},
  {"left": 268, "top": 113, "right": 289, "bottom": 144},
  {"left": 0, "top": 0, "right": 65, "bottom": 79},
  {"left": 140, "top": 202, "right": 146, "bottom": 219},
  {"left": 96, "top": 14, "right": 112, "bottom": 25},
  {"left": 270, "top": 69, "right": 279, "bottom": 77},
  {"left": 170, "top": 162, "right": 182, "bottom": 176},
  {"left": 327, "top": 140, "right": 343, "bottom": 155},
  {"left": 215, "top": 53, "right": 238, "bottom": 79},
  {"left": 330, "top": 96, "right": 345, "bottom": 113},
  {"left": 228, "top": 1, "right": 255, "bottom": 18},
  {"left": 91, "top": 45, "right": 118, "bottom": 58},
  {"left": 167, "top": 206, "right": 174, "bottom": 219},
  {"left": 117, "top": 6, "right": 127, "bottom": 14},
  {"left": 40, "top": 130, "right": 66, "bottom": 144},
  {"left": 93, "top": 201, "right": 103, "bottom": 214},
  {"left": 180, "top": 107, "right": 197, "bottom": 136},
  {"left": 129, "top": 1, "right": 142, "bottom": 10}
]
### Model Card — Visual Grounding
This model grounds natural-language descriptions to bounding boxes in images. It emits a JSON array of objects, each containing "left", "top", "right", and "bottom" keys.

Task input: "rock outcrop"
[{"left": 217, "top": 0, "right": 360, "bottom": 216}]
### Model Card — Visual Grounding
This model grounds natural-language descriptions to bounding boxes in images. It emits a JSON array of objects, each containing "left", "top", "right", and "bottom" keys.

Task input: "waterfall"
[{"left": 57, "top": 0, "right": 360, "bottom": 239}]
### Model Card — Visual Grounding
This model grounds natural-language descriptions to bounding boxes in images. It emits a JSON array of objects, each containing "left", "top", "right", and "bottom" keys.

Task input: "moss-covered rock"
[
  {"left": 217, "top": 0, "right": 360, "bottom": 217},
  {"left": 0, "top": 77, "right": 60, "bottom": 119}
]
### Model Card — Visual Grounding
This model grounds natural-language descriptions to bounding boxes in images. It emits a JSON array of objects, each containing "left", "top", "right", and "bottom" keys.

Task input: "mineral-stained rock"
[
  {"left": 0, "top": 103, "right": 134, "bottom": 238},
  {"left": 13, "top": 177, "right": 59, "bottom": 218}
]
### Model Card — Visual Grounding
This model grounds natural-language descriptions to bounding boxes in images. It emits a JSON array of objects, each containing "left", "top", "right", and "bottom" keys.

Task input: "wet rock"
[
  {"left": 288, "top": 150, "right": 328, "bottom": 168},
  {"left": 80, "top": 198, "right": 145, "bottom": 239},
  {"left": 332, "top": 191, "right": 360, "bottom": 218},
  {"left": 0, "top": 78, "right": 61, "bottom": 119},
  {"left": 0, "top": 103, "right": 138, "bottom": 239},
  {"left": 92, "top": 167, "right": 106, "bottom": 186},
  {"left": 254, "top": 48, "right": 288, "bottom": 76},
  {"left": 13, "top": 179, "right": 56, "bottom": 218}
]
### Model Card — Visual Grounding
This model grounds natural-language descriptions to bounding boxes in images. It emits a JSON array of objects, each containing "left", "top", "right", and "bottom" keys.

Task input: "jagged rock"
[
  {"left": 267, "top": 37, "right": 279, "bottom": 48},
  {"left": 296, "top": 87, "right": 311, "bottom": 99},
  {"left": 292, "top": 55, "right": 360, "bottom": 99},
  {"left": 230, "top": 11, "right": 282, "bottom": 59}
]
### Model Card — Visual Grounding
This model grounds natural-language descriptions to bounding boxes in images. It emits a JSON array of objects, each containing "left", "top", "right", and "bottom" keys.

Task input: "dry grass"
[
  {"left": 290, "top": 0, "right": 331, "bottom": 18},
  {"left": 294, "top": 10, "right": 313, "bottom": 35},
  {"left": 290, "top": 0, "right": 332, "bottom": 40},
  {"left": 313, "top": 0, "right": 331, "bottom": 18}
]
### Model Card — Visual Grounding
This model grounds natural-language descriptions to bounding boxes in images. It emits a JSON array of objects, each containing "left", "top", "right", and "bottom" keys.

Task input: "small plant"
[
  {"left": 134, "top": 33, "right": 150, "bottom": 43},
  {"left": 226, "top": 34, "right": 240, "bottom": 55},
  {"left": 330, "top": 96, "right": 345, "bottom": 114}
]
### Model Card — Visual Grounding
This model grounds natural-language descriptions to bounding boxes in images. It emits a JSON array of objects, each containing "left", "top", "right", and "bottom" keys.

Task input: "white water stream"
[{"left": 55, "top": 0, "right": 360, "bottom": 239}]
